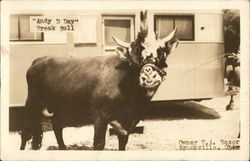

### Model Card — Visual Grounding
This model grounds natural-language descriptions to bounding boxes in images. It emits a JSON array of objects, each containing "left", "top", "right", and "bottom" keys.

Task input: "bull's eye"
[{"left": 157, "top": 48, "right": 166, "bottom": 58}]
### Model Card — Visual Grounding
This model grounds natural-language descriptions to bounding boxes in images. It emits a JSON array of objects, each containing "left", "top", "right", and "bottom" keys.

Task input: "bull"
[{"left": 20, "top": 11, "right": 178, "bottom": 150}]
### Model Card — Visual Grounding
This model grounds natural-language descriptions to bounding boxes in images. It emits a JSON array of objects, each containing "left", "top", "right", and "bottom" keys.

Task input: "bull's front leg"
[
  {"left": 117, "top": 134, "right": 129, "bottom": 150},
  {"left": 93, "top": 117, "right": 108, "bottom": 150},
  {"left": 117, "top": 119, "right": 140, "bottom": 150}
]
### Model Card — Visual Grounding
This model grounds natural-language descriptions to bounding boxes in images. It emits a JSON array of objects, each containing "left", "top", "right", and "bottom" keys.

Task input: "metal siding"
[
  {"left": 152, "top": 12, "right": 225, "bottom": 100},
  {"left": 152, "top": 43, "right": 224, "bottom": 101},
  {"left": 195, "top": 13, "right": 223, "bottom": 42}
]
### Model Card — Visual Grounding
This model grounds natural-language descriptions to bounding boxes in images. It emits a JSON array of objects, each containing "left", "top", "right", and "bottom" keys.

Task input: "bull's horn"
[
  {"left": 140, "top": 10, "right": 147, "bottom": 22},
  {"left": 112, "top": 36, "right": 130, "bottom": 48},
  {"left": 42, "top": 108, "right": 54, "bottom": 117},
  {"left": 140, "top": 10, "right": 148, "bottom": 36},
  {"left": 109, "top": 120, "right": 128, "bottom": 135},
  {"left": 161, "top": 27, "right": 178, "bottom": 43}
]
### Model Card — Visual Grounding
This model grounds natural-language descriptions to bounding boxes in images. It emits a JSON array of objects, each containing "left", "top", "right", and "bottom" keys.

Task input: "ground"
[{"left": 8, "top": 93, "right": 240, "bottom": 151}]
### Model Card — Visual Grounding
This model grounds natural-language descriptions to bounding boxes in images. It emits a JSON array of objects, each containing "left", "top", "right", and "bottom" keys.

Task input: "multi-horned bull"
[{"left": 20, "top": 11, "right": 178, "bottom": 150}]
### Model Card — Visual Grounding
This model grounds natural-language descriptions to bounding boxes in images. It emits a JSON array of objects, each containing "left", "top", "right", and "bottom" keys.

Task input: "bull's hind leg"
[
  {"left": 20, "top": 115, "right": 32, "bottom": 150},
  {"left": 52, "top": 116, "right": 66, "bottom": 150},
  {"left": 20, "top": 99, "right": 43, "bottom": 150},
  {"left": 31, "top": 121, "right": 43, "bottom": 150}
]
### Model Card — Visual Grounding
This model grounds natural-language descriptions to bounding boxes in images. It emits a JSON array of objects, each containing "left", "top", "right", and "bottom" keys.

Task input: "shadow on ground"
[
  {"left": 9, "top": 101, "right": 220, "bottom": 132},
  {"left": 47, "top": 144, "right": 93, "bottom": 150},
  {"left": 146, "top": 101, "right": 221, "bottom": 120},
  {"left": 47, "top": 144, "right": 119, "bottom": 150}
]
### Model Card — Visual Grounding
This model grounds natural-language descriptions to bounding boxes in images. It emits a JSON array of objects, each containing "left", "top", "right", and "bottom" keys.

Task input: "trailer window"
[
  {"left": 103, "top": 16, "right": 134, "bottom": 51},
  {"left": 10, "top": 15, "right": 44, "bottom": 41},
  {"left": 155, "top": 15, "right": 194, "bottom": 41}
]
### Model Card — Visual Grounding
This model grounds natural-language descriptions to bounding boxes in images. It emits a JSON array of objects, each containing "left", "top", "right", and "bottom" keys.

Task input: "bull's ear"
[
  {"left": 115, "top": 46, "right": 130, "bottom": 61},
  {"left": 166, "top": 38, "right": 179, "bottom": 54}
]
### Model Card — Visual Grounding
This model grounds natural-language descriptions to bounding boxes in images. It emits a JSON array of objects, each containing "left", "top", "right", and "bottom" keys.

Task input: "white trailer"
[{"left": 9, "top": 9, "right": 224, "bottom": 106}]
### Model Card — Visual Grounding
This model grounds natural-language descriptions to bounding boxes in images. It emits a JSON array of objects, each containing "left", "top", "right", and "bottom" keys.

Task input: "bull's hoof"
[
  {"left": 118, "top": 148, "right": 126, "bottom": 151},
  {"left": 59, "top": 145, "right": 67, "bottom": 150},
  {"left": 226, "top": 103, "right": 234, "bottom": 110},
  {"left": 31, "top": 143, "right": 42, "bottom": 150},
  {"left": 93, "top": 146, "right": 105, "bottom": 150}
]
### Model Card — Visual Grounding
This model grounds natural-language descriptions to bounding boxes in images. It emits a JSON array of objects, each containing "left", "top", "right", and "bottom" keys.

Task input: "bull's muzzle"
[{"left": 139, "top": 64, "right": 164, "bottom": 88}]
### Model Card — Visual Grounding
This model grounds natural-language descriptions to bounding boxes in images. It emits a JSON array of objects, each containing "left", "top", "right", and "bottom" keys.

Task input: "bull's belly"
[{"left": 49, "top": 104, "right": 93, "bottom": 127}]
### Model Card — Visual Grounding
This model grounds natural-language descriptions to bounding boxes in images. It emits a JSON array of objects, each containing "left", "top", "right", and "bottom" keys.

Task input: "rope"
[{"left": 165, "top": 54, "right": 225, "bottom": 81}]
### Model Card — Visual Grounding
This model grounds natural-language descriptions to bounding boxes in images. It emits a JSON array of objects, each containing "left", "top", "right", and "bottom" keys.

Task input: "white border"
[{"left": 1, "top": 0, "right": 249, "bottom": 160}]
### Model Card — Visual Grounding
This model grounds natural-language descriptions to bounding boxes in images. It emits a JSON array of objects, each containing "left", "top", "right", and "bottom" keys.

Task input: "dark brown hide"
[
  {"left": 21, "top": 55, "right": 150, "bottom": 150},
  {"left": 28, "top": 55, "right": 149, "bottom": 119}
]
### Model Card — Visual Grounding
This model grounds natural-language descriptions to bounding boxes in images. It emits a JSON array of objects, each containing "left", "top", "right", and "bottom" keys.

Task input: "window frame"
[
  {"left": 154, "top": 14, "right": 195, "bottom": 41},
  {"left": 102, "top": 15, "right": 135, "bottom": 51},
  {"left": 10, "top": 14, "right": 44, "bottom": 42}
]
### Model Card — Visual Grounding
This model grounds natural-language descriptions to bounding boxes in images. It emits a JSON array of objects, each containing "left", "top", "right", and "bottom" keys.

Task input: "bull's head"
[{"left": 113, "top": 11, "right": 178, "bottom": 97}]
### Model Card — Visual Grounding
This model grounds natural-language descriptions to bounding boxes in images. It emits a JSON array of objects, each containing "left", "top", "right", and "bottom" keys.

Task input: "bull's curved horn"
[
  {"left": 161, "top": 27, "right": 178, "bottom": 43},
  {"left": 42, "top": 108, "right": 54, "bottom": 117},
  {"left": 112, "top": 36, "right": 130, "bottom": 48},
  {"left": 109, "top": 120, "right": 128, "bottom": 135}
]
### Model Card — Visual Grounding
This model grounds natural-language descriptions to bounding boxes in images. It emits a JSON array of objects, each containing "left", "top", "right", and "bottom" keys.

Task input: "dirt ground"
[{"left": 8, "top": 93, "right": 240, "bottom": 151}]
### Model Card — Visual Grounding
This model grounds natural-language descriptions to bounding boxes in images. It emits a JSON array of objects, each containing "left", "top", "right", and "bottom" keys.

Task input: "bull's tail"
[{"left": 20, "top": 98, "right": 43, "bottom": 150}]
